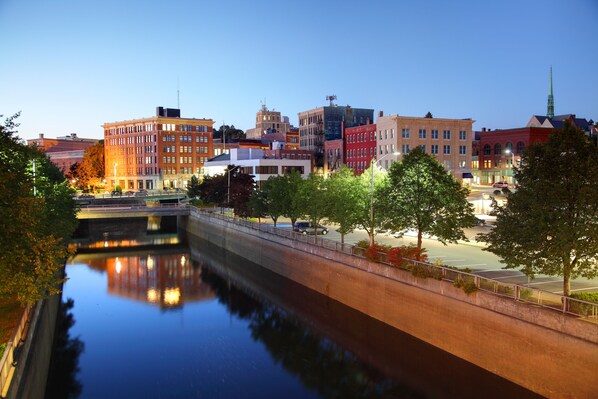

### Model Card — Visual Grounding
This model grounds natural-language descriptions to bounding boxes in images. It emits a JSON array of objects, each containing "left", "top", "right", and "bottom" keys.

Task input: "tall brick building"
[{"left": 103, "top": 107, "right": 214, "bottom": 191}]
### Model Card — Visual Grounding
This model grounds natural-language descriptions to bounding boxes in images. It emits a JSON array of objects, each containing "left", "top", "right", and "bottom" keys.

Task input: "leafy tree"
[
  {"left": 198, "top": 173, "right": 226, "bottom": 206},
  {"left": 0, "top": 113, "right": 77, "bottom": 304},
  {"left": 281, "top": 170, "right": 305, "bottom": 226},
  {"left": 247, "top": 189, "right": 268, "bottom": 222},
  {"left": 187, "top": 175, "right": 201, "bottom": 198},
  {"left": 297, "top": 173, "right": 329, "bottom": 236},
  {"left": 228, "top": 169, "right": 255, "bottom": 217},
  {"left": 380, "top": 146, "right": 476, "bottom": 251},
  {"left": 213, "top": 124, "right": 246, "bottom": 142},
  {"left": 480, "top": 121, "right": 598, "bottom": 296},
  {"left": 66, "top": 141, "right": 104, "bottom": 192},
  {"left": 325, "top": 166, "right": 360, "bottom": 243},
  {"left": 354, "top": 162, "right": 390, "bottom": 247}
]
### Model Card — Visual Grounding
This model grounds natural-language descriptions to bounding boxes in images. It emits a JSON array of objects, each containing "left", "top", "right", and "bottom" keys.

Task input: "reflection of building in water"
[{"left": 96, "top": 252, "right": 214, "bottom": 308}]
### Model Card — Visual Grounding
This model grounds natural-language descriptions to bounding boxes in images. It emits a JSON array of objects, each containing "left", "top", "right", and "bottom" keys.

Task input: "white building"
[{"left": 203, "top": 148, "right": 311, "bottom": 187}]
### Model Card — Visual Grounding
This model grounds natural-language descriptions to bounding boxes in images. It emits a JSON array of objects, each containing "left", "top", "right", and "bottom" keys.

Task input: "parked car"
[
  {"left": 78, "top": 193, "right": 95, "bottom": 199},
  {"left": 124, "top": 191, "right": 135, "bottom": 196},
  {"left": 110, "top": 190, "right": 122, "bottom": 197},
  {"left": 134, "top": 190, "right": 148, "bottom": 197},
  {"left": 492, "top": 181, "right": 509, "bottom": 188},
  {"left": 475, "top": 217, "right": 486, "bottom": 226},
  {"left": 293, "top": 221, "right": 328, "bottom": 235}
]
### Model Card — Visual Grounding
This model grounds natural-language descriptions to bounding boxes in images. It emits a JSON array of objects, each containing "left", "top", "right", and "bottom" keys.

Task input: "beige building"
[
  {"left": 376, "top": 114, "right": 473, "bottom": 181},
  {"left": 245, "top": 104, "right": 290, "bottom": 139}
]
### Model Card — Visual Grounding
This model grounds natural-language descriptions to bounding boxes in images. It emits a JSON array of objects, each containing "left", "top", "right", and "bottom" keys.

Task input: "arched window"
[
  {"left": 483, "top": 144, "right": 491, "bottom": 155},
  {"left": 494, "top": 143, "right": 502, "bottom": 155},
  {"left": 516, "top": 141, "right": 525, "bottom": 154},
  {"left": 505, "top": 142, "right": 513, "bottom": 153}
]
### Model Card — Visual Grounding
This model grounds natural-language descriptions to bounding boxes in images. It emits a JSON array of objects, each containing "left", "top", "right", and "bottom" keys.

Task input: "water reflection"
[
  {"left": 72, "top": 250, "right": 214, "bottom": 309},
  {"left": 56, "top": 237, "right": 541, "bottom": 398},
  {"left": 45, "top": 298, "right": 84, "bottom": 399}
]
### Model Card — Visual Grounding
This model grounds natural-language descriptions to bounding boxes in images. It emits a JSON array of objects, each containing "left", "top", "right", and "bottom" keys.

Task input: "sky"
[{"left": 1, "top": 0, "right": 597, "bottom": 141}]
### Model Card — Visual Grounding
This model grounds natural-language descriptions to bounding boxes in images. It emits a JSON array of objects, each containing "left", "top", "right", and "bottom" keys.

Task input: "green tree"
[
  {"left": 187, "top": 175, "right": 201, "bottom": 198},
  {"left": 355, "top": 162, "right": 390, "bottom": 247},
  {"left": 198, "top": 173, "right": 226, "bottom": 206},
  {"left": 247, "top": 189, "right": 268, "bottom": 222},
  {"left": 297, "top": 173, "right": 329, "bottom": 236},
  {"left": 325, "top": 166, "right": 360, "bottom": 243},
  {"left": 480, "top": 122, "right": 598, "bottom": 296},
  {"left": 380, "top": 147, "right": 476, "bottom": 251},
  {"left": 0, "top": 113, "right": 77, "bottom": 304},
  {"left": 214, "top": 124, "right": 246, "bottom": 142},
  {"left": 279, "top": 170, "right": 305, "bottom": 227},
  {"left": 228, "top": 169, "right": 255, "bottom": 217}
]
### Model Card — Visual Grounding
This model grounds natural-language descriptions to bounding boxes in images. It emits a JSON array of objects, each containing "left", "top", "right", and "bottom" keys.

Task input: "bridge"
[{"left": 77, "top": 203, "right": 190, "bottom": 219}]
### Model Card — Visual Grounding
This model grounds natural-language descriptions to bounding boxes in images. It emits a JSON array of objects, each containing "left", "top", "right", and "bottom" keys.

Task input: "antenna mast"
[
  {"left": 326, "top": 95, "right": 337, "bottom": 106},
  {"left": 177, "top": 76, "right": 180, "bottom": 109},
  {"left": 547, "top": 66, "right": 554, "bottom": 118}
]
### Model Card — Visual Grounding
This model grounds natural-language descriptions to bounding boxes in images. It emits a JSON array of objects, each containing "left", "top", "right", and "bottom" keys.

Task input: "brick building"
[
  {"left": 344, "top": 123, "right": 377, "bottom": 175},
  {"left": 103, "top": 107, "right": 214, "bottom": 191},
  {"left": 27, "top": 133, "right": 99, "bottom": 172}
]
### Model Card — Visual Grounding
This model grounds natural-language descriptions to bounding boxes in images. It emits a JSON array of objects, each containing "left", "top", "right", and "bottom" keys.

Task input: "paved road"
[{"left": 271, "top": 219, "right": 597, "bottom": 295}]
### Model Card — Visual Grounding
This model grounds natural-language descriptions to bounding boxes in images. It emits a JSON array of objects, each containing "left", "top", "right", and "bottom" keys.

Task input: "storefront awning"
[{"left": 462, "top": 172, "right": 474, "bottom": 179}]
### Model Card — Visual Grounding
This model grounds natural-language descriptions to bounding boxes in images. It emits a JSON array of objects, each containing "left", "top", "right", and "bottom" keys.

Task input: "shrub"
[
  {"left": 496, "top": 284, "right": 514, "bottom": 296},
  {"left": 501, "top": 187, "right": 511, "bottom": 195},
  {"left": 519, "top": 288, "right": 533, "bottom": 301},
  {"left": 411, "top": 264, "right": 433, "bottom": 279},
  {"left": 354, "top": 240, "right": 391, "bottom": 261},
  {"left": 568, "top": 292, "right": 598, "bottom": 317},
  {"left": 453, "top": 277, "right": 478, "bottom": 294},
  {"left": 387, "top": 246, "right": 428, "bottom": 269}
]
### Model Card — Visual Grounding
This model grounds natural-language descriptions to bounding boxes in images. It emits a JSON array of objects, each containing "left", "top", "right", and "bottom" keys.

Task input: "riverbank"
[{"left": 182, "top": 210, "right": 598, "bottom": 398}]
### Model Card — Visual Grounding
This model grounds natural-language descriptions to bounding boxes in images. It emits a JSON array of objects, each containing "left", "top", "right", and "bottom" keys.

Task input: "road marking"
[
  {"left": 460, "top": 264, "right": 487, "bottom": 268},
  {"left": 439, "top": 259, "right": 466, "bottom": 263},
  {"left": 475, "top": 268, "right": 511, "bottom": 273},
  {"left": 491, "top": 274, "right": 526, "bottom": 280},
  {"left": 524, "top": 280, "right": 561, "bottom": 286},
  {"left": 554, "top": 286, "right": 598, "bottom": 294}
]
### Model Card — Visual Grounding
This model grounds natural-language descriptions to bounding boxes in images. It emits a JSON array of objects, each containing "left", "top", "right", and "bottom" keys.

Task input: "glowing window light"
[
  {"left": 163, "top": 288, "right": 181, "bottom": 305},
  {"left": 147, "top": 288, "right": 159, "bottom": 303},
  {"left": 115, "top": 257, "right": 122, "bottom": 274}
]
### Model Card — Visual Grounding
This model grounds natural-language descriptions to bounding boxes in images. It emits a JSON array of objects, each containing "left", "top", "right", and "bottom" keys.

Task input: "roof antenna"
[
  {"left": 326, "top": 95, "right": 337, "bottom": 106},
  {"left": 177, "top": 76, "right": 180, "bottom": 109}
]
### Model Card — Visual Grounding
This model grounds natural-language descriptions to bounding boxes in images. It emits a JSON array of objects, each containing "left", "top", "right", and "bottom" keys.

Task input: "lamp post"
[
  {"left": 369, "top": 152, "right": 400, "bottom": 247},
  {"left": 505, "top": 149, "right": 515, "bottom": 185}
]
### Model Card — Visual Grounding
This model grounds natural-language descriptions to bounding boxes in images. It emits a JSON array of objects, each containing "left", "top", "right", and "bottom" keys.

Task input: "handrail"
[
  {"left": 191, "top": 207, "right": 598, "bottom": 322},
  {"left": 0, "top": 304, "right": 31, "bottom": 397},
  {"left": 78, "top": 203, "right": 189, "bottom": 210}
]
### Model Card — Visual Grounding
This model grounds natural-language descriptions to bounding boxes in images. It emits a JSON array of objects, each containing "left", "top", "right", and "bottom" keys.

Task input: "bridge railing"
[
  {"left": 78, "top": 203, "right": 189, "bottom": 210},
  {"left": 192, "top": 207, "right": 598, "bottom": 323}
]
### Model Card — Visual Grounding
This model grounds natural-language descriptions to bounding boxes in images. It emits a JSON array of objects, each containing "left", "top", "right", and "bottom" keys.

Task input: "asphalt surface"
[{"left": 273, "top": 219, "right": 598, "bottom": 295}]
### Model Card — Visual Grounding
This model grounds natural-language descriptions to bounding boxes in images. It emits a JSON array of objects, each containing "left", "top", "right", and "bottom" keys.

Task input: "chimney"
[
  {"left": 378, "top": 111, "right": 384, "bottom": 118},
  {"left": 39, "top": 133, "right": 44, "bottom": 139},
  {"left": 482, "top": 128, "right": 486, "bottom": 132}
]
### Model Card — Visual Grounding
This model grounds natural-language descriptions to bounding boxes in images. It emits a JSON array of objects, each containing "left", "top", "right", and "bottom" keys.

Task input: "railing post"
[{"left": 562, "top": 296, "right": 567, "bottom": 313}]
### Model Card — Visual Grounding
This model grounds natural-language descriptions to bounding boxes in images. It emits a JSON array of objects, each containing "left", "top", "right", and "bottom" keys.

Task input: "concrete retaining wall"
[{"left": 182, "top": 213, "right": 598, "bottom": 399}]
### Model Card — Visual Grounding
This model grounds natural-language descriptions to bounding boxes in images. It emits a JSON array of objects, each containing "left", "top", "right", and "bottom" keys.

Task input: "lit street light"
[
  {"left": 505, "top": 149, "right": 515, "bottom": 185},
  {"left": 369, "top": 152, "right": 400, "bottom": 246},
  {"left": 114, "top": 162, "right": 118, "bottom": 189}
]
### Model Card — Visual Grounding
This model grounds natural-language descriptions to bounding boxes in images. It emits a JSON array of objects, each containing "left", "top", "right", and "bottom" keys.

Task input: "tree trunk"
[
  {"left": 417, "top": 229, "right": 423, "bottom": 252},
  {"left": 563, "top": 270, "right": 571, "bottom": 297},
  {"left": 341, "top": 233, "right": 345, "bottom": 244}
]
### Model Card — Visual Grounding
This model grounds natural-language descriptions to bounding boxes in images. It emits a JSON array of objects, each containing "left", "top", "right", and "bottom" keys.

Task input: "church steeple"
[{"left": 547, "top": 66, "right": 554, "bottom": 118}]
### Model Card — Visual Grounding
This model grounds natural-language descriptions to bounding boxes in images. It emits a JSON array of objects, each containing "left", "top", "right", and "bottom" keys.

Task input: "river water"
[{"left": 46, "top": 232, "right": 542, "bottom": 398}]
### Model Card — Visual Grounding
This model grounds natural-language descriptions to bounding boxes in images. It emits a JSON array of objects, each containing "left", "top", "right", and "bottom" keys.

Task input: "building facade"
[
  {"left": 103, "top": 107, "right": 214, "bottom": 191},
  {"left": 376, "top": 114, "right": 474, "bottom": 181},
  {"left": 478, "top": 127, "right": 553, "bottom": 185},
  {"left": 204, "top": 148, "right": 311, "bottom": 188},
  {"left": 245, "top": 104, "right": 291, "bottom": 139},
  {"left": 344, "top": 123, "right": 377, "bottom": 175},
  {"left": 27, "top": 133, "right": 99, "bottom": 172}
]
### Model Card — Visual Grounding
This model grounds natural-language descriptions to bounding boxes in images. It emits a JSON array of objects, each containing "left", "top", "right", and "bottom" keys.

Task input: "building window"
[
  {"left": 420, "top": 144, "right": 426, "bottom": 153},
  {"left": 401, "top": 144, "right": 410, "bottom": 154},
  {"left": 494, "top": 143, "right": 502, "bottom": 155},
  {"left": 459, "top": 130, "right": 467, "bottom": 140},
  {"left": 443, "top": 145, "right": 451, "bottom": 154},
  {"left": 431, "top": 145, "right": 439, "bottom": 154},
  {"left": 516, "top": 141, "right": 525, "bottom": 154},
  {"left": 419, "top": 129, "right": 426, "bottom": 139},
  {"left": 483, "top": 144, "right": 491, "bottom": 155},
  {"left": 505, "top": 142, "right": 513, "bottom": 153},
  {"left": 443, "top": 130, "right": 451, "bottom": 140},
  {"left": 431, "top": 129, "right": 439, "bottom": 139},
  {"left": 401, "top": 128, "right": 410, "bottom": 138},
  {"left": 459, "top": 145, "right": 467, "bottom": 155},
  {"left": 256, "top": 166, "right": 279, "bottom": 174}
]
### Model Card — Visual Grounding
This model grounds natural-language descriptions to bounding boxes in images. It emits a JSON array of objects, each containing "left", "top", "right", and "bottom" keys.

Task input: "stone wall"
[{"left": 182, "top": 212, "right": 598, "bottom": 398}]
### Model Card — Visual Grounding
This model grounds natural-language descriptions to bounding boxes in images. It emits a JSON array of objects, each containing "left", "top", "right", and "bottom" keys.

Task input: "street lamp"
[
  {"left": 369, "top": 152, "right": 400, "bottom": 246},
  {"left": 505, "top": 149, "right": 515, "bottom": 185}
]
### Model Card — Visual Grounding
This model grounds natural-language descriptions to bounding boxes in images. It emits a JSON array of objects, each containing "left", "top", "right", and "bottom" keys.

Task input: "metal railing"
[
  {"left": 191, "top": 207, "right": 598, "bottom": 322},
  {"left": 0, "top": 305, "right": 31, "bottom": 397}
]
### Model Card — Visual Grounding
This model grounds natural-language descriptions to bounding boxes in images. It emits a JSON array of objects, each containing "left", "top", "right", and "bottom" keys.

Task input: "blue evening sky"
[{"left": 1, "top": 0, "right": 597, "bottom": 141}]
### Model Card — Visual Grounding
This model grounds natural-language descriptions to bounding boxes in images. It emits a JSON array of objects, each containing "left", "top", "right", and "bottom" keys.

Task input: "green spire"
[{"left": 547, "top": 66, "right": 554, "bottom": 118}]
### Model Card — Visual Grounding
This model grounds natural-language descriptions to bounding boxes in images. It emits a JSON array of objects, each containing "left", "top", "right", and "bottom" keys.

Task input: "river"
[{"left": 45, "top": 231, "right": 542, "bottom": 398}]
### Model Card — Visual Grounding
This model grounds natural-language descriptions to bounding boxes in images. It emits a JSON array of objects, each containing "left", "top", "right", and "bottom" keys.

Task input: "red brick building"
[
  {"left": 27, "top": 133, "right": 99, "bottom": 172},
  {"left": 478, "top": 127, "right": 553, "bottom": 185},
  {"left": 344, "top": 123, "right": 377, "bottom": 175}
]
